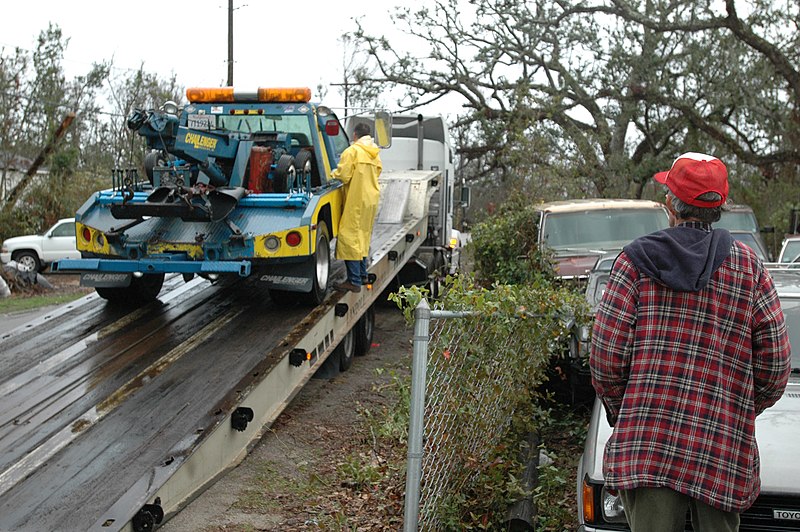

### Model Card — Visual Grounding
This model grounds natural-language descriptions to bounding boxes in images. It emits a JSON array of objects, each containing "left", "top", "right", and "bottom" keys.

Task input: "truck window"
[
  {"left": 717, "top": 211, "right": 759, "bottom": 233},
  {"left": 51, "top": 222, "right": 75, "bottom": 237},
  {"left": 543, "top": 209, "right": 668, "bottom": 250},
  {"left": 328, "top": 120, "right": 350, "bottom": 159},
  {"left": 216, "top": 114, "right": 313, "bottom": 145}
]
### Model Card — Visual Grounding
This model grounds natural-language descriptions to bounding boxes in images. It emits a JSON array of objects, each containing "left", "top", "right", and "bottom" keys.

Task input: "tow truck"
[
  {"left": 53, "top": 87, "right": 381, "bottom": 305},
  {"left": 0, "top": 89, "right": 460, "bottom": 530}
]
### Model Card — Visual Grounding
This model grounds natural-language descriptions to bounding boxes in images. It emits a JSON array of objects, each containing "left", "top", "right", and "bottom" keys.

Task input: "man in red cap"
[{"left": 591, "top": 152, "right": 791, "bottom": 531}]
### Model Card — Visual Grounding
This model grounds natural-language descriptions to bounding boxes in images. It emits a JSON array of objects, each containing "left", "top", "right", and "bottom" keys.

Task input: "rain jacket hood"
[
  {"left": 352, "top": 136, "right": 381, "bottom": 159},
  {"left": 623, "top": 225, "right": 733, "bottom": 292}
]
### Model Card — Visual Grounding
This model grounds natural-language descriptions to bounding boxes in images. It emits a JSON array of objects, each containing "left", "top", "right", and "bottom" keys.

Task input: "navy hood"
[{"left": 623, "top": 226, "right": 733, "bottom": 292}]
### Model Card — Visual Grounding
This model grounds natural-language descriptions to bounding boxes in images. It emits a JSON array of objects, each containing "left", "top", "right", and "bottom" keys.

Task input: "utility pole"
[
  {"left": 227, "top": 0, "right": 234, "bottom": 86},
  {"left": 331, "top": 80, "right": 354, "bottom": 109}
]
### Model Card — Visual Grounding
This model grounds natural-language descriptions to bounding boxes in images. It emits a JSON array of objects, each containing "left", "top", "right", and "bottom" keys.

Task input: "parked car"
[
  {"left": 730, "top": 230, "right": 770, "bottom": 262},
  {"left": 718, "top": 204, "right": 774, "bottom": 261},
  {"left": 779, "top": 235, "right": 800, "bottom": 264},
  {"left": 577, "top": 267, "right": 800, "bottom": 531},
  {"left": 0, "top": 218, "right": 80, "bottom": 273},
  {"left": 535, "top": 199, "right": 669, "bottom": 279}
]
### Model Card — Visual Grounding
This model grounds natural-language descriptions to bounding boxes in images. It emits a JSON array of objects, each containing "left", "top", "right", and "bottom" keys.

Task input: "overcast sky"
[{"left": 1, "top": 0, "right": 412, "bottom": 111}]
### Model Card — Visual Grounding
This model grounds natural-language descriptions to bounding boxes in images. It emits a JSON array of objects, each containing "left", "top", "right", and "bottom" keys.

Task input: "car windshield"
[
  {"left": 732, "top": 233, "right": 767, "bottom": 261},
  {"left": 779, "top": 298, "right": 800, "bottom": 369},
  {"left": 543, "top": 209, "right": 668, "bottom": 251},
  {"left": 718, "top": 211, "right": 759, "bottom": 233},
  {"left": 781, "top": 240, "right": 800, "bottom": 263}
]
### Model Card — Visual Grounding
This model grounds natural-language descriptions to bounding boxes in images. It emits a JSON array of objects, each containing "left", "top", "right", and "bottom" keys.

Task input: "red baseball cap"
[{"left": 653, "top": 152, "right": 728, "bottom": 208}]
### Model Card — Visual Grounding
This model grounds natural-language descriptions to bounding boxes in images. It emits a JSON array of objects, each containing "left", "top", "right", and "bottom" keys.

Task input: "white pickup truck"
[{"left": 1, "top": 218, "right": 80, "bottom": 272}]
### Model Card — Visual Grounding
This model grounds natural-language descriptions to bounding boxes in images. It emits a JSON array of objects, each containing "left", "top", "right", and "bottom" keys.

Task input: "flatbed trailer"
[{"left": 0, "top": 170, "right": 436, "bottom": 531}]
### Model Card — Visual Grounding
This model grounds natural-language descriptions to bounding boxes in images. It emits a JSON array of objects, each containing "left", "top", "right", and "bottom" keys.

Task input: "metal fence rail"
[{"left": 404, "top": 298, "right": 559, "bottom": 531}]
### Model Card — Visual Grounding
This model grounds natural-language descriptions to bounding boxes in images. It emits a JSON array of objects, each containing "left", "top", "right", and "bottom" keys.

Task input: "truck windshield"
[
  {"left": 717, "top": 211, "right": 758, "bottom": 232},
  {"left": 544, "top": 208, "right": 668, "bottom": 250},
  {"left": 214, "top": 114, "right": 313, "bottom": 145}
]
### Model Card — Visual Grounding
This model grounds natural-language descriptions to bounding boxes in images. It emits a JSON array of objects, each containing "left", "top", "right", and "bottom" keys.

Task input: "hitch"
[{"left": 132, "top": 497, "right": 163, "bottom": 532}]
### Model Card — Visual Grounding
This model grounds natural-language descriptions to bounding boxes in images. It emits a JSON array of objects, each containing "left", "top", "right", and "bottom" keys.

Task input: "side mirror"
[
  {"left": 761, "top": 226, "right": 775, "bottom": 234},
  {"left": 374, "top": 111, "right": 392, "bottom": 149},
  {"left": 460, "top": 186, "right": 471, "bottom": 208},
  {"left": 325, "top": 120, "right": 340, "bottom": 136}
]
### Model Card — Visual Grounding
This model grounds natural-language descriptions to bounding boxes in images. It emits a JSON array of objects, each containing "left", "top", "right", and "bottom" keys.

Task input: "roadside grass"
[
  {"left": 232, "top": 459, "right": 327, "bottom": 513},
  {"left": 0, "top": 291, "right": 89, "bottom": 314}
]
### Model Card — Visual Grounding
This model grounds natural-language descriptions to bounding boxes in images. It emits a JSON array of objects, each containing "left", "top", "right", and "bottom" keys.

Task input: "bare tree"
[{"left": 352, "top": 0, "right": 800, "bottom": 203}]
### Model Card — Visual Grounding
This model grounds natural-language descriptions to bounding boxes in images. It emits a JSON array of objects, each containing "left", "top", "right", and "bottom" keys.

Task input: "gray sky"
[{"left": 1, "top": 0, "right": 406, "bottom": 111}]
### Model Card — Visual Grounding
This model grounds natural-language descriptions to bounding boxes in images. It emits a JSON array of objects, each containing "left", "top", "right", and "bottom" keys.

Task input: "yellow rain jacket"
[{"left": 332, "top": 135, "right": 382, "bottom": 260}]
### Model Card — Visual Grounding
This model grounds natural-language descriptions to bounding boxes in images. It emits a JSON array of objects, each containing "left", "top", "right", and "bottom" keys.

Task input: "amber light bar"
[{"left": 186, "top": 87, "right": 312, "bottom": 104}]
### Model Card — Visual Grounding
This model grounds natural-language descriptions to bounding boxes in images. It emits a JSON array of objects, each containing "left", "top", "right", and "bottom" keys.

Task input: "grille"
[{"left": 740, "top": 494, "right": 800, "bottom": 531}]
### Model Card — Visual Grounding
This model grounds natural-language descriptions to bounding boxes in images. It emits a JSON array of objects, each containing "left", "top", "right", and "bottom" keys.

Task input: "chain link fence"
[{"left": 404, "top": 298, "right": 570, "bottom": 531}]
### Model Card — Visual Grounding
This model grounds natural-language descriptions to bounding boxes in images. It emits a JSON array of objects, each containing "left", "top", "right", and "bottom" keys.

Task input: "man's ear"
[{"left": 664, "top": 194, "right": 678, "bottom": 226}]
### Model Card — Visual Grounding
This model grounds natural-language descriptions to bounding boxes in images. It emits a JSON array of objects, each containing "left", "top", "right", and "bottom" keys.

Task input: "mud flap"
[
  {"left": 80, "top": 272, "right": 132, "bottom": 288},
  {"left": 257, "top": 259, "right": 314, "bottom": 293}
]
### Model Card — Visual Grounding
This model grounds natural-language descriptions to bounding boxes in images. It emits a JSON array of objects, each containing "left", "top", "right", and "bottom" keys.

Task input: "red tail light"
[{"left": 286, "top": 231, "right": 302, "bottom": 247}]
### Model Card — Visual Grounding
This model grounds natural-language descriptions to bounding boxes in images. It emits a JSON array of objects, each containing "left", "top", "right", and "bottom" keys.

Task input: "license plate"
[{"left": 774, "top": 509, "right": 800, "bottom": 521}]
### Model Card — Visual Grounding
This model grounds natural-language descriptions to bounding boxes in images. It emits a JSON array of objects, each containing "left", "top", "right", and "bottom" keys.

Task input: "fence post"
[{"left": 404, "top": 298, "right": 431, "bottom": 532}]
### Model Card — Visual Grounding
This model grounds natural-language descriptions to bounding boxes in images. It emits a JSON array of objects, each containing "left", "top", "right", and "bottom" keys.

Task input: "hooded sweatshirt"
[
  {"left": 624, "top": 224, "right": 732, "bottom": 291},
  {"left": 590, "top": 223, "right": 791, "bottom": 512}
]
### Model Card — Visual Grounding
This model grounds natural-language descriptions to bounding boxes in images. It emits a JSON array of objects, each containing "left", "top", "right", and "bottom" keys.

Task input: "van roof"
[{"left": 536, "top": 198, "right": 666, "bottom": 213}]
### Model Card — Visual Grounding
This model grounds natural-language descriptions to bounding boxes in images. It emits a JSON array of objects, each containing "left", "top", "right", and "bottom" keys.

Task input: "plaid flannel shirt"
[{"left": 591, "top": 241, "right": 791, "bottom": 512}]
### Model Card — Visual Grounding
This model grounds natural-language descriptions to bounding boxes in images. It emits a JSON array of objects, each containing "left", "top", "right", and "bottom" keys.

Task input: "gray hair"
[{"left": 666, "top": 189, "right": 723, "bottom": 224}]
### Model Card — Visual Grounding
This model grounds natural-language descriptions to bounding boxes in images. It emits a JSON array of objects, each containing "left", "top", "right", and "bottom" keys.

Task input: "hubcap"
[
  {"left": 316, "top": 237, "right": 330, "bottom": 291},
  {"left": 16, "top": 255, "right": 36, "bottom": 272}
]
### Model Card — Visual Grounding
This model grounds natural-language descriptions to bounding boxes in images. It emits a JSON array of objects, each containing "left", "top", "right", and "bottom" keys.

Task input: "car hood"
[
  {"left": 554, "top": 254, "right": 605, "bottom": 278},
  {"left": 585, "top": 379, "right": 800, "bottom": 495},
  {"left": 2, "top": 234, "right": 44, "bottom": 247}
]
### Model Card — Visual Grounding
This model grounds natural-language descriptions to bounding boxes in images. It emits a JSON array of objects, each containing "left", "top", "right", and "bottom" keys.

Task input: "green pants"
[{"left": 619, "top": 487, "right": 740, "bottom": 532}]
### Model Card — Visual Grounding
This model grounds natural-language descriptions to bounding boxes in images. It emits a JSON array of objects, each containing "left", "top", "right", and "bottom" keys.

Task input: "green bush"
[{"left": 469, "top": 192, "right": 556, "bottom": 285}]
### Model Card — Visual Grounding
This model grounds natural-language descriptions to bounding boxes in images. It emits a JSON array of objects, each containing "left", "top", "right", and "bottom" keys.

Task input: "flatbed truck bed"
[{"left": 0, "top": 171, "right": 436, "bottom": 531}]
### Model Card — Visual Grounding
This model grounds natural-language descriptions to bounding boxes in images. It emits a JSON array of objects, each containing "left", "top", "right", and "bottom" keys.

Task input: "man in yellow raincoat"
[{"left": 333, "top": 123, "right": 382, "bottom": 293}]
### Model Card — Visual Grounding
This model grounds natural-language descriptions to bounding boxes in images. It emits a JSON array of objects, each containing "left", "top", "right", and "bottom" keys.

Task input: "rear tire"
[
  {"left": 337, "top": 329, "right": 355, "bottom": 372},
  {"left": 299, "top": 221, "right": 330, "bottom": 306},
  {"left": 354, "top": 304, "right": 375, "bottom": 356},
  {"left": 95, "top": 273, "right": 165, "bottom": 306}
]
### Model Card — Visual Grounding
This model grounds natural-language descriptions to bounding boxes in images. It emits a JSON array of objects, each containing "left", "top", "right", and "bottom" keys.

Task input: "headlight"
[{"left": 601, "top": 486, "right": 627, "bottom": 523}]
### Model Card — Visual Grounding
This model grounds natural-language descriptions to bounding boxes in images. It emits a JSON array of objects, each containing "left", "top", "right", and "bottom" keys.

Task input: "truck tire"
[
  {"left": 337, "top": 328, "right": 355, "bottom": 372},
  {"left": 95, "top": 273, "right": 165, "bottom": 306},
  {"left": 273, "top": 154, "right": 294, "bottom": 193},
  {"left": 12, "top": 250, "right": 41, "bottom": 273},
  {"left": 354, "top": 304, "right": 375, "bottom": 356},
  {"left": 294, "top": 150, "right": 313, "bottom": 188},
  {"left": 299, "top": 221, "right": 330, "bottom": 306}
]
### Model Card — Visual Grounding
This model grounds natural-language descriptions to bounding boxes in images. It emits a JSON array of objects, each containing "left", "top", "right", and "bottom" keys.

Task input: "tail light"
[{"left": 286, "top": 231, "right": 302, "bottom": 247}]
